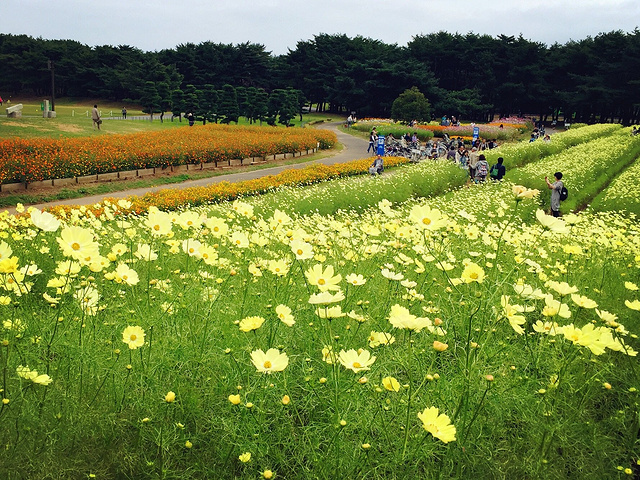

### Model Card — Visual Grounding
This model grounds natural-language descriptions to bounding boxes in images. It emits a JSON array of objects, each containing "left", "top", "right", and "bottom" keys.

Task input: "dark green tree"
[
  {"left": 200, "top": 84, "right": 219, "bottom": 123},
  {"left": 171, "top": 89, "right": 185, "bottom": 121},
  {"left": 254, "top": 89, "right": 269, "bottom": 125},
  {"left": 218, "top": 84, "right": 239, "bottom": 124},
  {"left": 391, "top": 87, "right": 431, "bottom": 123},
  {"left": 139, "top": 81, "right": 161, "bottom": 121}
]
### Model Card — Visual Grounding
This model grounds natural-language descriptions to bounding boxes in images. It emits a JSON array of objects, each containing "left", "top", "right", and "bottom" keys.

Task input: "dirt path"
[{"left": 7, "top": 123, "right": 372, "bottom": 213}]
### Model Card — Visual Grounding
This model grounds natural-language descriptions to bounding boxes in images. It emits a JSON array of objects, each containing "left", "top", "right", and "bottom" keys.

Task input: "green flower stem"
[{"left": 401, "top": 330, "right": 413, "bottom": 460}]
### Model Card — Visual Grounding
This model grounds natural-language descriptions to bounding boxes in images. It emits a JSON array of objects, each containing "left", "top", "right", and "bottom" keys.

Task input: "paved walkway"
[{"left": 20, "top": 122, "right": 371, "bottom": 212}]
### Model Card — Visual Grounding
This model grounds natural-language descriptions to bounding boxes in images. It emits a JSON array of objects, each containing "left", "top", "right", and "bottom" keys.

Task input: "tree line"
[{"left": 1, "top": 29, "right": 639, "bottom": 124}]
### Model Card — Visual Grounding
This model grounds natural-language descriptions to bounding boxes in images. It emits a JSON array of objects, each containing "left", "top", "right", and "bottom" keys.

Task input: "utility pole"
[{"left": 47, "top": 59, "right": 55, "bottom": 111}]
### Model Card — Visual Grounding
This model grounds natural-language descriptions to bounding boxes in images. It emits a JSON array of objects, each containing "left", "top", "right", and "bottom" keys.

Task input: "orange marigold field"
[
  {"left": 47, "top": 156, "right": 410, "bottom": 217},
  {"left": 0, "top": 125, "right": 337, "bottom": 184}
]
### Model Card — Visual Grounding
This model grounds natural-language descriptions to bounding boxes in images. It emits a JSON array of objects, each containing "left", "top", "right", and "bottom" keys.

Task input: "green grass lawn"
[{"left": 0, "top": 98, "right": 342, "bottom": 139}]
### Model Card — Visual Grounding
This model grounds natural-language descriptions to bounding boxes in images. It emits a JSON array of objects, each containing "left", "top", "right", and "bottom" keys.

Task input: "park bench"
[{"left": 6, "top": 104, "right": 23, "bottom": 118}]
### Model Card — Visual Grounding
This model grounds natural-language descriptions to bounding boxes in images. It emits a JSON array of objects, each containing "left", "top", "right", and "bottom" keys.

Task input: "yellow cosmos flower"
[
  {"left": 368, "top": 331, "right": 396, "bottom": 348},
  {"left": 238, "top": 452, "right": 251, "bottom": 463},
  {"left": 571, "top": 294, "right": 598, "bottom": 309},
  {"left": 562, "top": 245, "right": 583, "bottom": 255},
  {"left": 308, "top": 290, "right": 345, "bottom": 305},
  {"left": 535, "top": 209, "right": 570, "bottom": 233},
  {"left": 290, "top": 239, "right": 314, "bottom": 260},
  {"left": 165, "top": 391, "right": 176, "bottom": 403},
  {"left": 134, "top": 243, "right": 158, "bottom": 261},
  {"left": 546, "top": 280, "right": 579, "bottom": 296},
  {"left": 345, "top": 273, "right": 367, "bottom": 286},
  {"left": 239, "top": 316, "right": 265, "bottom": 332},
  {"left": 75, "top": 286, "right": 100, "bottom": 316},
  {"left": 532, "top": 320, "right": 561, "bottom": 335},
  {"left": 30, "top": 208, "right": 60, "bottom": 232},
  {"left": 32, "top": 373, "right": 53, "bottom": 385},
  {"left": 57, "top": 226, "right": 100, "bottom": 261},
  {"left": 250, "top": 348, "right": 289, "bottom": 374},
  {"left": 230, "top": 231, "right": 250, "bottom": 248},
  {"left": 275, "top": 304, "right": 295, "bottom": 326},
  {"left": 595, "top": 309, "right": 618, "bottom": 325},
  {"left": 0, "top": 256, "right": 19, "bottom": 274},
  {"left": 305, "top": 264, "right": 342, "bottom": 291},
  {"left": 382, "top": 376, "right": 400, "bottom": 392},
  {"left": 122, "top": 325, "right": 145, "bottom": 350},
  {"left": 624, "top": 282, "right": 639, "bottom": 291},
  {"left": 409, "top": 204, "right": 447, "bottom": 231},
  {"left": 381, "top": 268, "right": 404, "bottom": 281},
  {"left": 228, "top": 394, "right": 241, "bottom": 405},
  {"left": 268, "top": 259, "right": 290, "bottom": 277},
  {"left": 417, "top": 406, "right": 457, "bottom": 443},
  {"left": 146, "top": 210, "right": 173, "bottom": 236},
  {"left": 114, "top": 263, "right": 139, "bottom": 286},
  {"left": 17, "top": 365, "right": 51, "bottom": 384},
  {"left": 388, "top": 304, "right": 432, "bottom": 332},
  {"left": 460, "top": 261, "right": 485, "bottom": 284},
  {"left": 512, "top": 185, "right": 539, "bottom": 199},
  {"left": 542, "top": 295, "right": 572, "bottom": 319},
  {"left": 625, "top": 299, "right": 640, "bottom": 311},
  {"left": 204, "top": 216, "right": 229, "bottom": 237},
  {"left": 338, "top": 349, "right": 376, "bottom": 373}
]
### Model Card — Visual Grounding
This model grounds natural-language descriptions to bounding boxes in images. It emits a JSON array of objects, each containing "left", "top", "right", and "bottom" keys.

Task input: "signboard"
[
  {"left": 377, "top": 135, "right": 385, "bottom": 155},
  {"left": 473, "top": 126, "right": 480, "bottom": 141}
]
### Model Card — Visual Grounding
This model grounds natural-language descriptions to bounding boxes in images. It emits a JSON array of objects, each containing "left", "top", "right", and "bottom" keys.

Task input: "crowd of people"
[
  {"left": 368, "top": 127, "right": 505, "bottom": 183},
  {"left": 367, "top": 123, "right": 569, "bottom": 217}
]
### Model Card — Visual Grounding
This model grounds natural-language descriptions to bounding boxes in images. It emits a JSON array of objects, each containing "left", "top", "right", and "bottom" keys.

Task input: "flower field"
[
  {"left": 508, "top": 128, "right": 640, "bottom": 211},
  {"left": 590, "top": 148, "right": 640, "bottom": 216},
  {"left": 1, "top": 125, "right": 640, "bottom": 479},
  {"left": 0, "top": 125, "right": 337, "bottom": 184}
]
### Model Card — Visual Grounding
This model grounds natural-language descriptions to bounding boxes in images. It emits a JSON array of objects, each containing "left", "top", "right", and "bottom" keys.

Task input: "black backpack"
[{"left": 559, "top": 185, "right": 568, "bottom": 201}]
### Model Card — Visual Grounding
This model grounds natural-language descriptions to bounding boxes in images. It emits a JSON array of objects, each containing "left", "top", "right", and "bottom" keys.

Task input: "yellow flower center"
[
  {"left": 353, "top": 362, "right": 362, "bottom": 368},
  {"left": 470, "top": 272, "right": 478, "bottom": 279},
  {"left": 153, "top": 225, "right": 160, "bottom": 231},
  {"left": 263, "top": 361, "right": 272, "bottom": 369},
  {"left": 422, "top": 217, "right": 432, "bottom": 225},
  {"left": 71, "top": 242, "right": 81, "bottom": 250},
  {"left": 130, "top": 334, "right": 137, "bottom": 341},
  {"left": 297, "top": 249, "right": 303, "bottom": 255},
  {"left": 214, "top": 227, "right": 219, "bottom": 232},
  {"left": 318, "top": 279, "right": 326, "bottom": 285}
]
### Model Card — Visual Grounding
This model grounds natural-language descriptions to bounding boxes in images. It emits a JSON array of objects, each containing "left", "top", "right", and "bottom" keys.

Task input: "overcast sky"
[{"left": 5, "top": 0, "right": 639, "bottom": 55}]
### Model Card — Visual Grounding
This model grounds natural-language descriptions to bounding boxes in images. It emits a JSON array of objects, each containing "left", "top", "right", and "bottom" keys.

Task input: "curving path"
[{"left": 18, "top": 122, "right": 371, "bottom": 212}]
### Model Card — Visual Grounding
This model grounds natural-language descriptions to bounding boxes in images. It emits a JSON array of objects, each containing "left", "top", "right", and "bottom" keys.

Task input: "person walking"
[
  {"left": 367, "top": 128, "right": 377, "bottom": 154},
  {"left": 122, "top": 107, "right": 127, "bottom": 119},
  {"left": 545, "top": 172, "right": 564, "bottom": 217},
  {"left": 92, "top": 105, "right": 101, "bottom": 130}
]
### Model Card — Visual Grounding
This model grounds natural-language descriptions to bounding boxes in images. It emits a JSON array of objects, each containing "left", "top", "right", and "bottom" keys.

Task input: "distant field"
[{"left": 0, "top": 98, "right": 338, "bottom": 139}]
